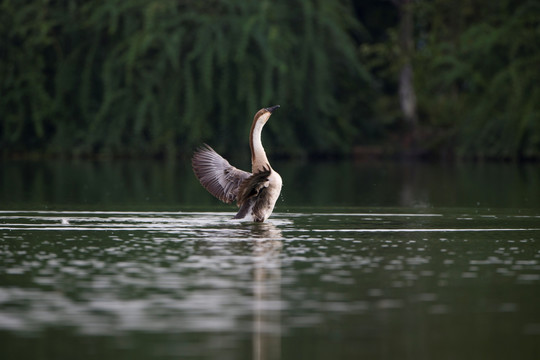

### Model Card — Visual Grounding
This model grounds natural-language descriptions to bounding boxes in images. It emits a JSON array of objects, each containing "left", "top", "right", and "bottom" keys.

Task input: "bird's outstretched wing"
[{"left": 192, "top": 144, "right": 251, "bottom": 204}]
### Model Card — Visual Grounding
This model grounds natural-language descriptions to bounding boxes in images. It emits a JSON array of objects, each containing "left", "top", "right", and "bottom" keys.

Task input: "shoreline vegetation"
[
  {"left": 4, "top": 141, "right": 539, "bottom": 163},
  {"left": 2, "top": 0, "right": 539, "bottom": 162}
]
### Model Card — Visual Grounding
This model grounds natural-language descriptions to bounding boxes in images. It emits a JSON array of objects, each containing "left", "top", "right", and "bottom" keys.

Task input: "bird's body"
[{"left": 192, "top": 106, "right": 282, "bottom": 222}]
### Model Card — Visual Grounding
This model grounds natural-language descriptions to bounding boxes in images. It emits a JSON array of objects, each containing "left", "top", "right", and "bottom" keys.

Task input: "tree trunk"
[{"left": 397, "top": 0, "right": 417, "bottom": 127}]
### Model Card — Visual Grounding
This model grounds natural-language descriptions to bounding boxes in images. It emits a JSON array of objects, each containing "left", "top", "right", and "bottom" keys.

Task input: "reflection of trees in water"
[
  {"left": 398, "top": 163, "right": 430, "bottom": 209},
  {"left": 251, "top": 223, "right": 283, "bottom": 360},
  {"left": 3, "top": 160, "right": 537, "bottom": 210}
]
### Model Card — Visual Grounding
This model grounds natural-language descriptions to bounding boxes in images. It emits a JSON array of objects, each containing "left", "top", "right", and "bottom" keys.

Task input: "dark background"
[{"left": 2, "top": 0, "right": 539, "bottom": 160}]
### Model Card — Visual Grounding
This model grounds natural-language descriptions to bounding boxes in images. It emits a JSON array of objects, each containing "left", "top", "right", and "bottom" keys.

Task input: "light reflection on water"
[{"left": 1, "top": 210, "right": 540, "bottom": 359}]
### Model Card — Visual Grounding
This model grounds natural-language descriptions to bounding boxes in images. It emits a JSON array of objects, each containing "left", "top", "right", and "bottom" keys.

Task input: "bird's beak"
[{"left": 265, "top": 105, "right": 280, "bottom": 113}]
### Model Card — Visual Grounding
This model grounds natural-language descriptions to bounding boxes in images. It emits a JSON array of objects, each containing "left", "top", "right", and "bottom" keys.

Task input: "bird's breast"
[
  {"left": 267, "top": 170, "right": 282, "bottom": 192},
  {"left": 265, "top": 170, "right": 282, "bottom": 210}
]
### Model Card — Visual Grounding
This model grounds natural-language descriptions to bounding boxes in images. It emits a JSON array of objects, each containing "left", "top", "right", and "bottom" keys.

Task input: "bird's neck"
[{"left": 250, "top": 117, "right": 270, "bottom": 173}]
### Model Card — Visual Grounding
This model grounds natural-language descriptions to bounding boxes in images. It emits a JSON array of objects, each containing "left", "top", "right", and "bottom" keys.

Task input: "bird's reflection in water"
[{"left": 250, "top": 222, "right": 283, "bottom": 360}]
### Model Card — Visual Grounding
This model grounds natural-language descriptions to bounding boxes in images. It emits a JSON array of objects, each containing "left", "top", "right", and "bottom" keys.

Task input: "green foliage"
[
  {"left": 413, "top": 0, "right": 540, "bottom": 159},
  {"left": 1, "top": 0, "right": 371, "bottom": 157},
  {"left": 2, "top": 0, "right": 539, "bottom": 160}
]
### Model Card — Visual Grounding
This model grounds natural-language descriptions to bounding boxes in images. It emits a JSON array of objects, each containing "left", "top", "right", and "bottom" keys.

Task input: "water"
[{"left": 1, "top": 160, "right": 539, "bottom": 359}]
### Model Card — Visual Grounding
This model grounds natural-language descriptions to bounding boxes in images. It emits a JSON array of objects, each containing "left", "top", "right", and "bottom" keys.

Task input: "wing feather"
[
  {"left": 236, "top": 167, "right": 271, "bottom": 206},
  {"left": 192, "top": 144, "right": 251, "bottom": 204}
]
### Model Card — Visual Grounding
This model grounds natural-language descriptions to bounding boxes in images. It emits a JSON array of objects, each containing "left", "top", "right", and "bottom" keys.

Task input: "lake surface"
[{"left": 1, "top": 159, "right": 539, "bottom": 359}]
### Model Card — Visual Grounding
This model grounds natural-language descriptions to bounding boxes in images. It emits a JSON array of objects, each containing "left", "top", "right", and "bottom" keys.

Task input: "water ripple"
[{"left": 0, "top": 210, "right": 539, "bottom": 337}]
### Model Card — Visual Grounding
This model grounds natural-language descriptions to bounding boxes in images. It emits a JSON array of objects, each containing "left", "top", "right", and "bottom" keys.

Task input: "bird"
[{"left": 192, "top": 105, "right": 282, "bottom": 222}]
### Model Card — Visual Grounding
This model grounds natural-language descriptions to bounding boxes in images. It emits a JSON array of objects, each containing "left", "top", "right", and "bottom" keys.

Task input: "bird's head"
[{"left": 253, "top": 105, "right": 280, "bottom": 125}]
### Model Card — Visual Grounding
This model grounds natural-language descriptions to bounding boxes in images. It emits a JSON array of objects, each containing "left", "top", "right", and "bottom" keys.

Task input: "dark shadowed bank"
[{"left": 1, "top": 0, "right": 539, "bottom": 160}]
